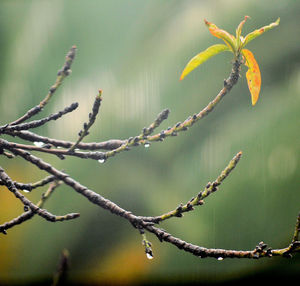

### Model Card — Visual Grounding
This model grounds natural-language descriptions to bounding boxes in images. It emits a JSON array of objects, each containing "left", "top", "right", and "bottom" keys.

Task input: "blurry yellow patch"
[{"left": 84, "top": 238, "right": 156, "bottom": 285}]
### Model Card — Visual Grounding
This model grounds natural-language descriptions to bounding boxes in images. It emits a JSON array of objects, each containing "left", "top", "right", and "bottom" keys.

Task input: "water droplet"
[
  {"left": 34, "top": 141, "right": 45, "bottom": 148},
  {"left": 217, "top": 257, "right": 224, "bottom": 261},
  {"left": 22, "top": 189, "right": 30, "bottom": 193},
  {"left": 98, "top": 158, "right": 106, "bottom": 164},
  {"left": 144, "top": 142, "right": 150, "bottom": 148},
  {"left": 146, "top": 253, "right": 153, "bottom": 260}
]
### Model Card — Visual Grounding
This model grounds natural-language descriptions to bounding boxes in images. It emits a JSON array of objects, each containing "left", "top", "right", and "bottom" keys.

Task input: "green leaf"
[
  {"left": 236, "top": 16, "right": 250, "bottom": 48},
  {"left": 204, "top": 19, "right": 237, "bottom": 53},
  {"left": 242, "top": 49, "right": 261, "bottom": 106},
  {"left": 242, "top": 18, "right": 280, "bottom": 48},
  {"left": 180, "top": 44, "right": 230, "bottom": 80}
]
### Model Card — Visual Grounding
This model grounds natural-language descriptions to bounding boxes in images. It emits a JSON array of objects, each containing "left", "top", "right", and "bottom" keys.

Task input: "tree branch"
[
  {"left": 0, "top": 181, "right": 62, "bottom": 234},
  {"left": 5, "top": 46, "right": 77, "bottom": 126},
  {"left": 140, "top": 151, "right": 242, "bottom": 223},
  {"left": 0, "top": 167, "right": 79, "bottom": 226},
  {"left": 0, "top": 45, "right": 298, "bottom": 262}
]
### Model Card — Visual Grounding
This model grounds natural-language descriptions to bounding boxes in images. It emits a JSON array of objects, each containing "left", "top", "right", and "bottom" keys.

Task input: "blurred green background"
[{"left": 0, "top": 0, "right": 299, "bottom": 285}]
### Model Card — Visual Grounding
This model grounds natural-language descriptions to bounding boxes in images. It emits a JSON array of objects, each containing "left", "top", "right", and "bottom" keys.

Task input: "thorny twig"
[{"left": 0, "top": 46, "right": 299, "bottom": 260}]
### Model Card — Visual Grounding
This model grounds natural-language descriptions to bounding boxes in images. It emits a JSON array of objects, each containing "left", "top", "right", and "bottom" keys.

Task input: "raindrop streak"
[
  {"left": 98, "top": 158, "right": 106, "bottom": 164},
  {"left": 217, "top": 257, "right": 224, "bottom": 261},
  {"left": 22, "top": 189, "right": 30, "bottom": 193},
  {"left": 146, "top": 253, "right": 154, "bottom": 260},
  {"left": 34, "top": 141, "right": 45, "bottom": 148},
  {"left": 144, "top": 142, "right": 151, "bottom": 148}
]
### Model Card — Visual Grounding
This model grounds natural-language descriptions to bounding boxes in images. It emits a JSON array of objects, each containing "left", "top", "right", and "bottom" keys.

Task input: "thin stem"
[
  {"left": 143, "top": 224, "right": 273, "bottom": 259},
  {"left": 7, "top": 46, "right": 77, "bottom": 126},
  {"left": 140, "top": 151, "right": 242, "bottom": 223},
  {"left": 292, "top": 212, "right": 300, "bottom": 243},
  {"left": 0, "top": 167, "right": 79, "bottom": 224},
  {"left": 142, "top": 109, "right": 170, "bottom": 136},
  {"left": 104, "top": 58, "right": 242, "bottom": 160},
  {"left": 0, "top": 181, "right": 62, "bottom": 233},
  {"left": 6, "top": 146, "right": 140, "bottom": 224},
  {"left": 4, "top": 130, "right": 124, "bottom": 150},
  {"left": 52, "top": 249, "right": 70, "bottom": 286},
  {"left": 69, "top": 90, "right": 102, "bottom": 152},
  {"left": 0, "top": 174, "right": 56, "bottom": 192},
  {"left": 2, "top": 102, "right": 78, "bottom": 133},
  {"left": 1, "top": 139, "right": 106, "bottom": 161}
]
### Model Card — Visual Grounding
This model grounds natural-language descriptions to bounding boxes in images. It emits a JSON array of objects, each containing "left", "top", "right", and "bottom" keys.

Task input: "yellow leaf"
[
  {"left": 242, "top": 18, "right": 280, "bottom": 48},
  {"left": 204, "top": 19, "right": 237, "bottom": 53},
  {"left": 242, "top": 49, "right": 261, "bottom": 106},
  {"left": 180, "top": 44, "right": 230, "bottom": 80}
]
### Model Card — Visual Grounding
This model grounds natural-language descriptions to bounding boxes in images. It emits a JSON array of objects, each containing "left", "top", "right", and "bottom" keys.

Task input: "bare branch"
[
  {"left": 0, "top": 174, "right": 56, "bottom": 192},
  {"left": 0, "top": 181, "right": 62, "bottom": 233},
  {"left": 6, "top": 46, "right": 77, "bottom": 126},
  {"left": 143, "top": 219, "right": 300, "bottom": 259},
  {"left": 4, "top": 130, "right": 124, "bottom": 151},
  {"left": 68, "top": 90, "right": 102, "bottom": 152},
  {"left": 0, "top": 43, "right": 298, "bottom": 262},
  {"left": 103, "top": 58, "right": 242, "bottom": 161},
  {"left": 52, "top": 249, "right": 70, "bottom": 286},
  {"left": 1, "top": 102, "right": 78, "bottom": 133},
  {"left": 140, "top": 151, "right": 242, "bottom": 223},
  {"left": 0, "top": 168, "right": 79, "bottom": 225}
]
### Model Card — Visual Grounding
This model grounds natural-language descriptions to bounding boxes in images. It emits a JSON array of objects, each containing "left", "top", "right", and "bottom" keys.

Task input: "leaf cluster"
[{"left": 180, "top": 17, "right": 280, "bottom": 106}]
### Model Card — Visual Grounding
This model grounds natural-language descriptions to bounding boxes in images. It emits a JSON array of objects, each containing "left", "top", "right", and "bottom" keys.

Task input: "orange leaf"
[
  {"left": 242, "top": 49, "right": 261, "bottom": 106},
  {"left": 204, "top": 19, "right": 237, "bottom": 53}
]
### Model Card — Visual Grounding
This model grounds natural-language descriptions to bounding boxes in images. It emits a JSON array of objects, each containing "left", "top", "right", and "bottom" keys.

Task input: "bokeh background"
[{"left": 0, "top": 0, "right": 299, "bottom": 285}]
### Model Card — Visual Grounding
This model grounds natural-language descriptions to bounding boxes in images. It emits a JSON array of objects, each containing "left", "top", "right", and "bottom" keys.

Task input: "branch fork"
[{"left": 0, "top": 46, "right": 298, "bottom": 262}]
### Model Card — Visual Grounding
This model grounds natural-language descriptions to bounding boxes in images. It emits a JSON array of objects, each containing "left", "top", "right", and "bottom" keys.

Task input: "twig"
[
  {"left": 0, "top": 139, "right": 106, "bottom": 161},
  {"left": 0, "top": 181, "right": 61, "bottom": 233},
  {"left": 1, "top": 102, "right": 78, "bottom": 133},
  {"left": 5, "top": 147, "right": 141, "bottom": 224},
  {"left": 292, "top": 212, "right": 300, "bottom": 243},
  {"left": 142, "top": 108, "right": 170, "bottom": 136},
  {"left": 1, "top": 44, "right": 298, "bottom": 262},
  {"left": 140, "top": 151, "right": 242, "bottom": 223},
  {"left": 0, "top": 150, "right": 14, "bottom": 159},
  {"left": 0, "top": 174, "right": 56, "bottom": 192},
  {"left": 0, "top": 168, "right": 79, "bottom": 224},
  {"left": 7, "top": 46, "right": 77, "bottom": 126},
  {"left": 68, "top": 90, "right": 102, "bottom": 152},
  {"left": 4, "top": 130, "right": 124, "bottom": 150},
  {"left": 143, "top": 218, "right": 300, "bottom": 259},
  {"left": 103, "top": 58, "right": 242, "bottom": 161},
  {"left": 52, "top": 249, "right": 70, "bottom": 286}
]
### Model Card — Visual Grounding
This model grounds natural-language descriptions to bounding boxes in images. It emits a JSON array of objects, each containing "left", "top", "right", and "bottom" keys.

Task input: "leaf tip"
[{"left": 251, "top": 94, "right": 259, "bottom": 106}]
